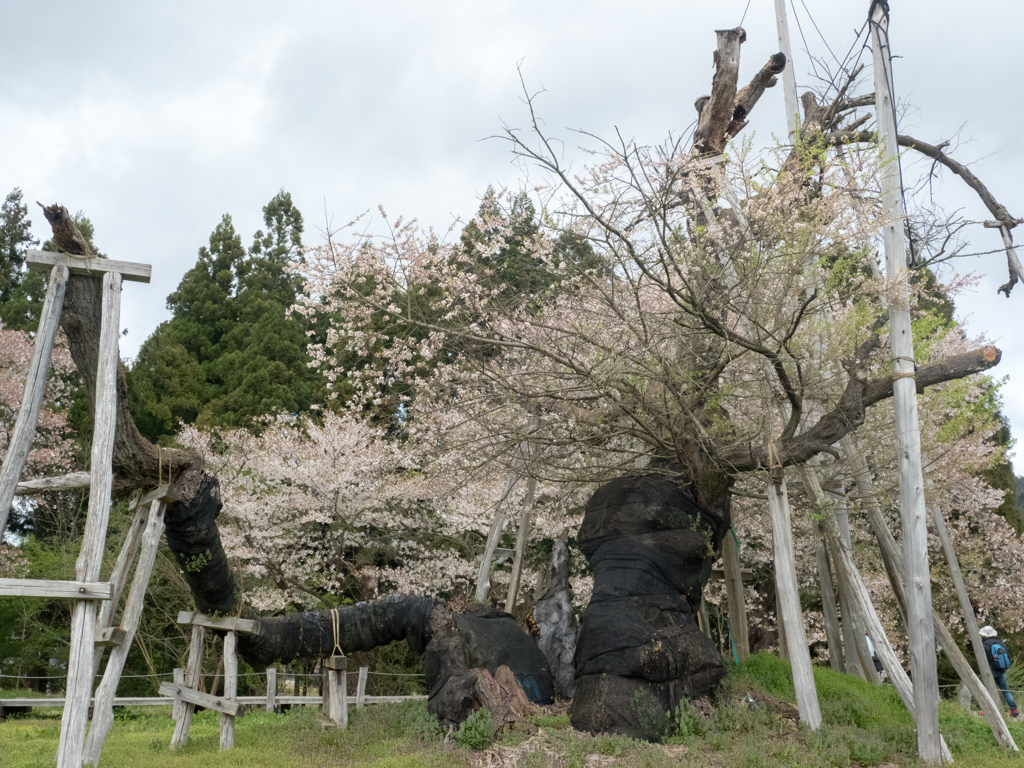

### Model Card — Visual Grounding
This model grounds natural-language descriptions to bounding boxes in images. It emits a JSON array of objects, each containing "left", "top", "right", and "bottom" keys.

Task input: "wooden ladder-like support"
[
  {"left": 0, "top": 251, "right": 152, "bottom": 768},
  {"left": 163, "top": 611, "right": 261, "bottom": 750}
]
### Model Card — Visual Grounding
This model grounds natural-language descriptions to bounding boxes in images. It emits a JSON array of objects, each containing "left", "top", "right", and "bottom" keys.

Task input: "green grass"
[{"left": 4, "top": 656, "right": 1024, "bottom": 767}]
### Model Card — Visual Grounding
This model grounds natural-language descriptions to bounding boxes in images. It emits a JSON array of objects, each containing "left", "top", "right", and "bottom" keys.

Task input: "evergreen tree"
[
  {"left": 0, "top": 188, "right": 44, "bottom": 331},
  {"left": 129, "top": 191, "right": 318, "bottom": 441}
]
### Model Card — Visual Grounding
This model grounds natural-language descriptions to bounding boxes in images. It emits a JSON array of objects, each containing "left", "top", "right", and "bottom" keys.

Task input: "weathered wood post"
[
  {"left": 869, "top": 4, "right": 942, "bottom": 759},
  {"left": 266, "top": 668, "right": 277, "bottom": 713},
  {"left": 56, "top": 271, "right": 122, "bottom": 768},
  {"left": 768, "top": 474, "right": 822, "bottom": 730},
  {"left": 173, "top": 669, "right": 184, "bottom": 721},
  {"left": 171, "top": 625, "right": 206, "bottom": 748},
  {"left": 356, "top": 666, "right": 368, "bottom": 709},
  {"left": 324, "top": 656, "right": 348, "bottom": 729},
  {"left": 474, "top": 442, "right": 527, "bottom": 602},
  {"left": 506, "top": 470, "right": 537, "bottom": 611},
  {"left": 721, "top": 529, "right": 749, "bottom": 661},
  {"left": 0, "top": 265, "right": 68, "bottom": 538},
  {"left": 220, "top": 631, "right": 238, "bottom": 750}
]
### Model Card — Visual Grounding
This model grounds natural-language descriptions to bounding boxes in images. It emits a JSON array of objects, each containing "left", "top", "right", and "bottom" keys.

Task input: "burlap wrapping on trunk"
[{"left": 569, "top": 473, "right": 728, "bottom": 741}]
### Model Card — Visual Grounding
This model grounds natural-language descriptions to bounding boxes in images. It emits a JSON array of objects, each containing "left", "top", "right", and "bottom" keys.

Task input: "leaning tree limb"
[{"left": 822, "top": 130, "right": 1024, "bottom": 296}]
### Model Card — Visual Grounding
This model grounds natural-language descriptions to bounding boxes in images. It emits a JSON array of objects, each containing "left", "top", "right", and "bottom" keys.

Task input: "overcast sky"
[{"left": 2, "top": 1, "right": 1021, "bottom": 472}]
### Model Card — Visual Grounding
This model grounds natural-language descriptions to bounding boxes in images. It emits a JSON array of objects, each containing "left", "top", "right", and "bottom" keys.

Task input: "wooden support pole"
[
  {"left": 505, "top": 474, "right": 537, "bottom": 611},
  {"left": 869, "top": 6, "right": 941, "bottom": 760},
  {"left": 266, "top": 668, "right": 277, "bottom": 713},
  {"left": 698, "top": 596, "right": 712, "bottom": 640},
  {"left": 928, "top": 495, "right": 1002, "bottom": 708},
  {"left": 92, "top": 501, "right": 149, "bottom": 675},
  {"left": 835, "top": 494, "right": 879, "bottom": 684},
  {"left": 812, "top": 522, "right": 844, "bottom": 673},
  {"left": 172, "top": 669, "right": 184, "bottom": 721},
  {"left": 84, "top": 498, "right": 167, "bottom": 766},
  {"left": 220, "top": 631, "right": 238, "bottom": 750},
  {"left": 0, "top": 264, "right": 68, "bottom": 538},
  {"left": 845, "top": 439, "right": 1017, "bottom": 750},
  {"left": 356, "top": 666, "right": 368, "bottom": 709},
  {"left": 767, "top": 477, "right": 822, "bottom": 730},
  {"left": 474, "top": 444, "right": 526, "bottom": 602},
  {"left": 721, "top": 528, "right": 750, "bottom": 661},
  {"left": 56, "top": 272, "right": 121, "bottom": 768},
  {"left": 773, "top": 0, "right": 800, "bottom": 136},
  {"left": 825, "top": 522, "right": 952, "bottom": 761},
  {"left": 171, "top": 625, "right": 206, "bottom": 748},
  {"left": 14, "top": 471, "right": 91, "bottom": 495}
]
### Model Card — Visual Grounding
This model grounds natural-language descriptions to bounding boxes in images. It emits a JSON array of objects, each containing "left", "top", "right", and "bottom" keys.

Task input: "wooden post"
[
  {"left": 845, "top": 441, "right": 1017, "bottom": 749},
  {"left": 220, "top": 631, "right": 237, "bottom": 750},
  {"left": 56, "top": 272, "right": 122, "bottom": 768},
  {"left": 825, "top": 521, "right": 953, "bottom": 761},
  {"left": 775, "top": 577, "right": 789, "bottom": 661},
  {"left": 84, "top": 497, "right": 168, "bottom": 766},
  {"left": 171, "top": 625, "right": 206, "bottom": 748},
  {"left": 356, "top": 666, "right": 368, "bottom": 709},
  {"left": 172, "top": 669, "right": 184, "bottom": 721},
  {"left": 0, "top": 265, "right": 68, "bottom": 538},
  {"left": 812, "top": 522, "right": 844, "bottom": 673},
  {"left": 266, "top": 668, "right": 277, "bottom": 713},
  {"left": 505, "top": 473, "right": 536, "bottom": 612},
  {"left": 92, "top": 502, "right": 149, "bottom": 675},
  {"left": 324, "top": 656, "right": 348, "bottom": 729},
  {"left": 721, "top": 528, "right": 749, "bottom": 661},
  {"left": 474, "top": 443, "right": 527, "bottom": 602},
  {"left": 928, "top": 493, "right": 1001, "bottom": 707},
  {"left": 698, "top": 596, "right": 712, "bottom": 640},
  {"left": 772, "top": 0, "right": 800, "bottom": 136},
  {"left": 834, "top": 495, "right": 878, "bottom": 684},
  {"left": 869, "top": 6, "right": 941, "bottom": 759},
  {"left": 767, "top": 477, "right": 822, "bottom": 730}
]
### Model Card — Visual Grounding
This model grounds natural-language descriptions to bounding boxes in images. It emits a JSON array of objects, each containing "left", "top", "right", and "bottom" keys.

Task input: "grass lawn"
[{"left": 3, "top": 654, "right": 1024, "bottom": 767}]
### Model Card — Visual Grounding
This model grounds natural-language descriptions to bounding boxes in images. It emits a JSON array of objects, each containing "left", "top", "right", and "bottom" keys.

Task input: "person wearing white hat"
[{"left": 980, "top": 626, "right": 1018, "bottom": 718}]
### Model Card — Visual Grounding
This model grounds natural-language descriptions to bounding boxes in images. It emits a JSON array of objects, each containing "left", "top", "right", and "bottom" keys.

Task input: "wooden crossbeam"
[
  {"left": 25, "top": 250, "right": 152, "bottom": 283},
  {"left": 323, "top": 655, "right": 348, "bottom": 671},
  {"left": 15, "top": 471, "right": 91, "bottom": 495},
  {"left": 709, "top": 567, "right": 754, "bottom": 582},
  {"left": 158, "top": 682, "right": 241, "bottom": 717},
  {"left": 0, "top": 578, "right": 113, "bottom": 600},
  {"left": 94, "top": 627, "right": 127, "bottom": 647},
  {"left": 129, "top": 484, "right": 181, "bottom": 510},
  {"left": 176, "top": 611, "right": 260, "bottom": 634}
]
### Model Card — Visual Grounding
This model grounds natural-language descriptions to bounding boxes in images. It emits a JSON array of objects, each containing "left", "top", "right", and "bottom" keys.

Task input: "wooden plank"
[
  {"left": 84, "top": 499, "right": 167, "bottom": 765},
  {"left": 266, "top": 668, "right": 277, "bottom": 713},
  {"left": 25, "top": 249, "right": 152, "bottom": 283},
  {"left": 176, "top": 611, "right": 260, "bottom": 634},
  {"left": 93, "top": 503, "right": 149, "bottom": 673},
  {"left": 15, "top": 471, "right": 91, "bottom": 495},
  {"left": 220, "top": 631, "right": 238, "bottom": 750},
  {"left": 325, "top": 669, "right": 339, "bottom": 725},
  {"left": 171, "top": 624, "right": 206, "bottom": 748},
  {"left": 172, "top": 669, "right": 184, "bottom": 721},
  {"left": 338, "top": 669, "right": 348, "bottom": 730},
  {"left": 870, "top": 8, "right": 941, "bottom": 761},
  {"left": 355, "top": 667, "right": 368, "bottom": 709},
  {"left": 323, "top": 655, "right": 348, "bottom": 671},
  {"left": 159, "top": 683, "right": 241, "bottom": 717},
  {"left": 0, "top": 265, "right": 68, "bottom": 537},
  {"left": 129, "top": 483, "right": 182, "bottom": 511},
  {"left": 835, "top": 494, "right": 878, "bottom": 684},
  {"left": 94, "top": 627, "right": 127, "bottom": 647},
  {"left": 709, "top": 567, "right": 754, "bottom": 582},
  {"left": 721, "top": 529, "right": 750, "bottom": 662},
  {"left": 767, "top": 477, "right": 821, "bottom": 730},
  {"left": 57, "top": 271, "right": 122, "bottom": 768},
  {"left": 0, "top": 578, "right": 113, "bottom": 600}
]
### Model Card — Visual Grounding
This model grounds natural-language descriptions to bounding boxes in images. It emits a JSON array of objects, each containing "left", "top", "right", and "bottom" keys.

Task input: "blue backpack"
[{"left": 989, "top": 641, "right": 1013, "bottom": 671}]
